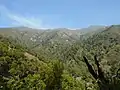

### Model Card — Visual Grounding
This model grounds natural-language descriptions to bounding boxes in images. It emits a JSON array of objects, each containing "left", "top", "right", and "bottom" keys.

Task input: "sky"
[{"left": 0, "top": 0, "right": 120, "bottom": 29}]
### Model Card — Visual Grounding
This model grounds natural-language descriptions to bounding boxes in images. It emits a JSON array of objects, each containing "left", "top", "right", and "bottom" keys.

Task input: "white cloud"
[
  {"left": 9, "top": 14, "right": 43, "bottom": 28},
  {"left": 0, "top": 4, "right": 47, "bottom": 29}
]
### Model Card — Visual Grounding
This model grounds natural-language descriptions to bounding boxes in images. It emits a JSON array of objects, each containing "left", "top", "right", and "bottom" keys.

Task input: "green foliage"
[
  {"left": 62, "top": 70, "right": 85, "bottom": 90},
  {"left": 1, "top": 25, "right": 120, "bottom": 90}
]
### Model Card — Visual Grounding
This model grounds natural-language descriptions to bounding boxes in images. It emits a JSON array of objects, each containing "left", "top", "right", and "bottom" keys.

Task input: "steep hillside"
[
  {"left": 81, "top": 25, "right": 120, "bottom": 73},
  {"left": 66, "top": 25, "right": 120, "bottom": 76},
  {"left": 1, "top": 25, "right": 120, "bottom": 90},
  {"left": 0, "top": 35, "right": 88, "bottom": 90},
  {"left": 83, "top": 25, "right": 120, "bottom": 51}
]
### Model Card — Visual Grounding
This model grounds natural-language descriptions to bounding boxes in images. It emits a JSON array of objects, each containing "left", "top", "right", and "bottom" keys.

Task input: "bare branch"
[{"left": 83, "top": 56, "right": 98, "bottom": 80}]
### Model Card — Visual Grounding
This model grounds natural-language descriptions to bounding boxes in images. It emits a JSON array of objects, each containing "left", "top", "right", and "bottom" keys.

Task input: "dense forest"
[{"left": 0, "top": 25, "right": 120, "bottom": 90}]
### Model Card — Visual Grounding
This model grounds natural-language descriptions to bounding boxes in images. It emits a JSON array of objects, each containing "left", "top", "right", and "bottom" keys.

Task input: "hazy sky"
[{"left": 0, "top": 0, "right": 120, "bottom": 28}]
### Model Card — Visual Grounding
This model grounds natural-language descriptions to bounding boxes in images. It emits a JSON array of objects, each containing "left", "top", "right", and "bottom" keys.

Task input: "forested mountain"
[
  {"left": 0, "top": 25, "right": 120, "bottom": 90},
  {"left": 0, "top": 25, "right": 105, "bottom": 47}
]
